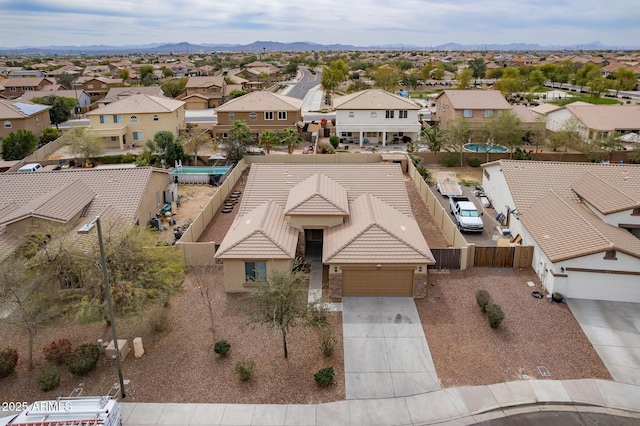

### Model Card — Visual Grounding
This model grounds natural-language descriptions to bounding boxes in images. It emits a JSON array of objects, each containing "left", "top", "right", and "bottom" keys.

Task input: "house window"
[
  {"left": 399, "top": 110, "right": 408, "bottom": 119},
  {"left": 277, "top": 111, "right": 287, "bottom": 120},
  {"left": 153, "top": 115, "right": 159, "bottom": 121},
  {"left": 133, "top": 131, "right": 144, "bottom": 141},
  {"left": 245, "top": 261, "right": 267, "bottom": 282},
  {"left": 87, "top": 84, "right": 94, "bottom": 89},
  {"left": 349, "top": 112, "right": 355, "bottom": 118},
  {"left": 228, "top": 112, "right": 235, "bottom": 121},
  {"left": 249, "top": 112, "right": 257, "bottom": 120},
  {"left": 130, "top": 115, "right": 138, "bottom": 123},
  {"left": 463, "top": 110, "right": 473, "bottom": 118},
  {"left": 99, "top": 115, "right": 109, "bottom": 124},
  {"left": 211, "top": 87, "right": 218, "bottom": 92},
  {"left": 370, "top": 112, "right": 377, "bottom": 119},
  {"left": 101, "top": 84, "right": 107, "bottom": 88},
  {"left": 108, "top": 136, "right": 117, "bottom": 142},
  {"left": 222, "top": 133, "right": 228, "bottom": 139},
  {"left": 113, "top": 115, "right": 122, "bottom": 123},
  {"left": 484, "top": 109, "right": 495, "bottom": 118},
  {"left": 604, "top": 250, "right": 617, "bottom": 260},
  {"left": 4, "top": 120, "right": 11, "bottom": 128},
  {"left": 385, "top": 110, "right": 394, "bottom": 119},
  {"left": 264, "top": 111, "right": 274, "bottom": 120},
  {"left": 35, "top": 116, "right": 39, "bottom": 124},
  {"left": 9, "top": 87, "right": 16, "bottom": 92}
]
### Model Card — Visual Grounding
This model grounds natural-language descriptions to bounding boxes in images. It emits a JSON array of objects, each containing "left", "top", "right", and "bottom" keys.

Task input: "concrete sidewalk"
[{"left": 118, "top": 378, "right": 640, "bottom": 425}]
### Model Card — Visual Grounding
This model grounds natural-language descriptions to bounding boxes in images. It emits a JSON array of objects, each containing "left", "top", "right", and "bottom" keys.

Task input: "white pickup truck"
[{"left": 449, "top": 196, "right": 484, "bottom": 233}]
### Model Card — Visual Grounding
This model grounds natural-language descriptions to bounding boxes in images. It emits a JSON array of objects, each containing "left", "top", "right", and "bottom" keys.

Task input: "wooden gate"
[
  {"left": 473, "top": 246, "right": 534, "bottom": 268},
  {"left": 428, "top": 248, "right": 462, "bottom": 270}
]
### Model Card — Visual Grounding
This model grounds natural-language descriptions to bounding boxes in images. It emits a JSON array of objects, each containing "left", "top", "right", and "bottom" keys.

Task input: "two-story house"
[
  {"left": 434, "top": 90, "right": 511, "bottom": 130},
  {"left": 86, "top": 94, "right": 185, "bottom": 150},
  {"left": 0, "top": 77, "right": 55, "bottom": 99},
  {"left": 333, "top": 89, "right": 421, "bottom": 147},
  {"left": 214, "top": 91, "right": 302, "bottom": 141},
  {"left": 74, "top": 77, "right": 123, "bottom": 102},
  {"left": 180, "top": 76, "right": 227, "bottom": 109},
  {"left": 0, "top": 99, "right": 51, "bottom": 140}
]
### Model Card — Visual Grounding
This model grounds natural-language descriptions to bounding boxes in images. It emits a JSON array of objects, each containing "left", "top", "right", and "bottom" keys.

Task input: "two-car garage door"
[{"left": 342, "top": 268, "right": 414, "bottom": 297}]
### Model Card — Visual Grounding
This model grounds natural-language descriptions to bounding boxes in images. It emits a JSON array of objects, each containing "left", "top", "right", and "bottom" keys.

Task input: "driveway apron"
[
  {"left": 342, "top": 297, "right": 440, "bottom": 399},
  {"left": 569, "top": 299, "right": 640, "bottom": 386}
]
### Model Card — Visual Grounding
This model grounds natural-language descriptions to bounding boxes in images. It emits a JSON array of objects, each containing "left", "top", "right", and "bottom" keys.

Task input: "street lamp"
[{"left": 78, "top": 216, "right": 126, "bottom": 398}]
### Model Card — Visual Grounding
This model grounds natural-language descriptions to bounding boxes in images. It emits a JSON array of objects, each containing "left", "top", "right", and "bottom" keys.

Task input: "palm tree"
[
  {"left": 258, "top": 130, "right": 278, "bottom": 154},
  {"left": 420, "top": 126, "right": 445, "bottom": 152},
  {"left": 279, "top": 128, "right": 303, "bottom": 154}
]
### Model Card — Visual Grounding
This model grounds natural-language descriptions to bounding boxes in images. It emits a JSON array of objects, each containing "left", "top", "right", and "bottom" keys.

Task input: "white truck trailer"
[
  {"left": 436, "top": 172, "right": 463, "bottom": 197},
  {"left": 0, "top": 396, "right": 121, "bottom": 426}
]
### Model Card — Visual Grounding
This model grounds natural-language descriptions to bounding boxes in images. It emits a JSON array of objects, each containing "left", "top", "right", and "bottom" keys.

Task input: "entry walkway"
[{"left": 342, "top": 297, "right": 439, "bottom": 399}]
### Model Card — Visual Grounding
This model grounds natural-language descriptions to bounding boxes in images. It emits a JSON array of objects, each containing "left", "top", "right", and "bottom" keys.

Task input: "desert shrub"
[
  {"left": 214, "top": 340, "right": 231, "bottom": 356},
  {"left": 43, "top": 338, "right": 73, "bottom": 365},
  {"left": 486, "top": 303, "right": 505, "bottom": 329},
  {"left": 37, "top": 365, "right": 60, "bottom": 391},
  {"left": 442, "top": 152, "right": 461, "bottom": 167},
  {"left": 235, "top": 359, "right": 255, "bottom": 381},
  {"left": 149, "top": 308, "right": 170, "bottom": 333},
  {"left": 317, "top": 141, "right": 335, "bottom": 154},
  {"left": 329, "top": 135, "right": 340, "bottom": 148},
  {"left": 318, "top": 329, "right": 337, "bottom": 357},
  {"left": 314, "top": 366, "right": 335, "bottom": 388},
  {"left": 306, "top": 302, "right": 329, "bottom": 328},
  {"left": 468, "top": 156, "right": 481, "bottom": 167},
  {"left": 475, "top": 290, "right": 491, "bottom": 313},
  {"left": 66, "top": 343, "right": 99, "bottom": 376},
  {"left": 0, "top": 347, "right": 19, "bottom": 379}
]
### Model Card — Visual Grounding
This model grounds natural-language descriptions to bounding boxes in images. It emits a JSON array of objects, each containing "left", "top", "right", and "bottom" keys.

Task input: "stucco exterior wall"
[
  {"left": 286, "top": 215, "right": 345, "bottom": 231},
  {"left": 222, "top": 258, "right": 293, "bottom": 292},
  {"left": 135, "top": 170, "right": 171, "bottom": 224},
  {"left": 1, "top": 109, "right": 51, "bottom": 139}
]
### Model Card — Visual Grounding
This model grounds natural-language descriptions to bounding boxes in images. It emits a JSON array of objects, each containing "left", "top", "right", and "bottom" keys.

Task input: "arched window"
[
  {"left": 3, "top": 120, "right": 11, "bottom": 128},
  {"left": 349, "top": 112, "right": 354, "bottom": 118},
  {"left": 370, "top": 112, "right": 377, "bottom": 119},
  {"left": 249, "top": 112, "right": 257, "bottom": 120},
  {"left": 229, "top": 112, "right": 235, "bottom": 121},
  {"left": 130, "top": 115, "right": 138, "bottom": 123},
  {"left": 153, "top": 114, "right": 159, "bottom": 121}
]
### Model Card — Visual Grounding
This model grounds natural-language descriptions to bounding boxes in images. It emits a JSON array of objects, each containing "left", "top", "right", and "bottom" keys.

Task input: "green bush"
[
  {"left": 314, "top": 366, "right": 335, "bottom": 388},
  {"left": 92, "top": 153, "right": 138, "bottom": 165},
  {"left": 37, "top": 365, "right": 60, "bottom": 391},
  {"left": 475, "top": 290, "right": 491, "bottom": 313},
  {"left": 66, "top": 343, "right": 99, "bottom": 376},
  {"left": 468, "top": 156, "right": 481, "bottom": 167},
  {"left": 214, "top": 340, "right": 231, "bottom": 356},
  {"left": 442, "top": 152, "right": 461, "bottom": 167},
  {"left": 329, "top": 135, "right": 340, "bottom": 149},
  {"left": 235, "top": 359, "right": 255, "bottom": 381},
  {"left": 318, "top": 329, "right": 337, "bottom": 357},
  {"left": 0, "top": 347, "right": 19, "bottom": 379},
  {"left": 486, "top": 303, "right": 505, "bottom": 329},
  {"left": 43, "top": 338, "right": 73, "bottom": 365}
]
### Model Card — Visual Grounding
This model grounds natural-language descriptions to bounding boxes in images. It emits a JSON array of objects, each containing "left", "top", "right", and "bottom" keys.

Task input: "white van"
[
  {"left": 0, "top": 396, "right": 122, "bottom": 426},
  {"left": 18, "top": 163, "right": 43, "bottom": 173}
]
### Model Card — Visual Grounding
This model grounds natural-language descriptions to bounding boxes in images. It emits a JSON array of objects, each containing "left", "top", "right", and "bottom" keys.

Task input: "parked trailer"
[
  {"left": 436, "top": 172, "right": 462, "bottom": 197},
  {"left": 0, "top": 396, "right": 121, "bottom": 426}
]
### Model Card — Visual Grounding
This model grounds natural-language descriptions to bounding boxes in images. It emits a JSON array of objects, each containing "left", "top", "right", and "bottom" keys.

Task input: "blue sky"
[{"left": 0, "top": 0, "right": 638, "bottom": 48}]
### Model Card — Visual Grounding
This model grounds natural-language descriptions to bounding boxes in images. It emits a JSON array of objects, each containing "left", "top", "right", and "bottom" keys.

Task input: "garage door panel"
[
  {"left": 566, "top": 272, "right": 640, "bottom": 303},
  {"left": 342, "top": 269, "right": 413, "bottom": 297}
]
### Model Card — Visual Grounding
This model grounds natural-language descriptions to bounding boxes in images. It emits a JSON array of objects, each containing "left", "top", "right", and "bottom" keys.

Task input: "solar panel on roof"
[{"left": 13, "top": 102, "right": 48, "bottom": 115}]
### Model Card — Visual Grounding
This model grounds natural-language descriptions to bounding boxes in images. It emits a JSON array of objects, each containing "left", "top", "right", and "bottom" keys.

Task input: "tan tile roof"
[
  {"left": 102, "top": 86, "right": 164, "bottom": 103},
  {"left": 323, "top": 193, "right": 434, "bottom": 264},
  {"left": 0, "top": 180, "right": 95, "bottom": 226},
  {"left": 0, "top": 99, "right": 50, "bottom": 119},
  {"left": 565, "top": 104, "right": 640, "bottom": 131},
  {"left": 284, "top": 173, "right": 349, "bottom": 216},
  {"left": 215, "top": 91, "right": 302, "bottom": 112},
  {"left": 572, "top": 172, "right": 640, "bottom": 214},
  {"left": 18, "top": 90, "right": 85, "bottom": 102},
  {"left": 511, "top": 105, "right": 538, "bottom": 124},
  {"left": 86, "top": 94, "right": 184, "bottom": 115},
  {"left": 185, "top": 76, "right": 225, "bottom": 89},
  {"left": 333, "top": 89, "right": 420, "bottom": 110},
  {"left": 530, "top": 103, "right": 563, "bottom": 115},
  {"left": 215, "top": 200, "right": 298, "bottom": 259},
  {"left": 493, "top": 160, "right": 640, "bottom": 214},
  {"left": 2, "top": 77, "right": 49, "bottom": 87},
  {"left": 520, "top": 192, "right": 640, "bottom": 262},
  {"left": 437, "top": 90, "right": 511, "bottom": 110}
]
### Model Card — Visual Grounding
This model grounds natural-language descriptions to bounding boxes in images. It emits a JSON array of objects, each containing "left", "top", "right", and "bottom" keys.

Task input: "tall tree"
[
  {"left": 444, "top": 118, "right": 471, "bottom": 166},
  {"left": 56, "top": 72, "right": 75, "bottom": 88},
  {"left": 468, "top": 58, "right": 486, "bottom": 82},
  {"left": 420, "top": 125, "right": 445, "bottom": 153},
  {"left": 321, "top": 60, "right": 348, "bottom": 105},
  {"left": 549, "top": 117, "right": 581, "bottom": 160},
  {"left": 371, "top": 64, "right": 402, "bottom": 92},
  {"left": 614, "top": 68, "right": 637, "bottom": 93},
  {"left": 183, "top": 127, "right": 214, "bottom": 165},
  {"left": 455, "top": 68, "right": 473, "bottom": 89},
  {"left": 594, "top": 131, "right": 623, "bottom": 161},
  {"left": 279, "top": 128, "right": 302, "bottom": 154},
  {"left": 223, "top": 120, "right": 252, "bottom": 163},
  {"left": 31, "top": 95, "right": 76, "bottom": 128},
  {"left": 257, "top": 129, "right": 278, "bottom": 154},
  {"left": 117, "top": 68, "right": 130, "bottom": 81},
  {"left": 161, "top": 78, "right": 188, "bottom": 98},
  {"left": 242, "top": 268, "right": 309, "bottom": 358},
  {"left": 484, "top": 110, "right": 524, "bottom": 159},
  {"left": 148, "top": 130, "right": 186, "bottom": 167},
  {"left": 1, "top": 129, "right": 38, "bottom": 160},
  {"left": 65, "top": 127, "right": 104, "bottom": 164}
]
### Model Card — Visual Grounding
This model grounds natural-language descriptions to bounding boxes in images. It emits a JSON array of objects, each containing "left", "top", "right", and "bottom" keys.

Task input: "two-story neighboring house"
[
  {"left": 434, "top": 90, "right": 511, "bottom": 130},
  {"left": 482, "top": 160, "right": 640, "bottom": 303},
  {"left": 180, "top": 76, "right": 227, "bottom": 109},
  {"left": 0, "top": 99, "right": 51, "bottom": 140},
  {"left": 214, "top": 91, "right": 302, "bottom": 141},
  {"left": 86, "top": 94, "right": 185, "bottom": 150},
  {"left": 0, "top": 77, "right": 55, "bottom": 99},
  {"left": 74, "top": 77, "right": 123, "bottom": 102},
  {"left": 98, "top": 86, "right": 165, "bottom": 108},
  {"left": 333, "top": 89, "right": 421, "bottom": 147}
]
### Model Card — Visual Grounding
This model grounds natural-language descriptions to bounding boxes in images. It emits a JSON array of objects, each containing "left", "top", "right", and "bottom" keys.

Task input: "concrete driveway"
[
  {"left": 569, "top": 299, "right": 640, "bottom": 386},
  {"left": 342, "top": 297, "right": 440, "bottom": 399}
]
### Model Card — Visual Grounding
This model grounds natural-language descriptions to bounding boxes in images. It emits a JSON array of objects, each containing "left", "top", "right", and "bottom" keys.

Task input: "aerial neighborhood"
[{"left": 1, "top": 44, "right": 640, "bottom": 424}]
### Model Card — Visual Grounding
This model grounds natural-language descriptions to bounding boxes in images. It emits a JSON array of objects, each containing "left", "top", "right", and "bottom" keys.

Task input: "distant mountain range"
[{"left": 0, "top": 40, "right": 638, "bottom": 55}]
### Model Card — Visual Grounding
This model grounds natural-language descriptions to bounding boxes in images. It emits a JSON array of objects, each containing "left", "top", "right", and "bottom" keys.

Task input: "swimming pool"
[
  {"left": 170, "top": 165, "right": 232, "bottom": 185},
  {"left": 463, "top": 143, "right": 508, "bottom": 153}
]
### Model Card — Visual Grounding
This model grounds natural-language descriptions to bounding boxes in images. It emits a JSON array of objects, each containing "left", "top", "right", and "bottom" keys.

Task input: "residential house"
[
  {"left": 82, "top": 65, "right": 112, "bottom": 77},
  {"left": 214, "top": 91, "right": 302, "bottom": 140},
  {"left": 86, "top": 94, "right": 185, "bottom": 149},
  {"left": 7, "top": 69, "right": 45, "bottom": 78},
  {"left": 74, "top": 77, "right": 123, "bottom": 102},
  {"left": 0, "top": 77, "right": 55, "bottom": 98},
  {"left": 433, "top": 90, "right": 511, "bottom": 130},
  {"left": 18, "top": 90, "right": 92, "bottom": 112},
  {"left": 180, "top": 76, "right": 227, "bottom": 109},
  {"left": 214, "top": 163, "right": 435, "bottom": 297},
  {"left": 482, "top": 160, "right": 640, "bottom": 302},
  {"left": 0, "top": 99, "right": 51, "bottom": 140},
  {"left": 99, "top": 86, "right": 165, "bottom": 107},
  {"left": 333, "top": 89, "right": 422, "bottom": 147},
  {"left": 0, "top": 167, "right": 171, "bottom": 263},
  {"left": 240, "top": 61, "right": 282, "bottom": 82}
]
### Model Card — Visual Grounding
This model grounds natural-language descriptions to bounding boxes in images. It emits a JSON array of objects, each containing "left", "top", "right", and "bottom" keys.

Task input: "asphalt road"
[
  {"left": 286, "top": 66, "right": 322, "bottom": 100},
  {"left": 478, "top": 410, "right": 639, "bottom": 425}
]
